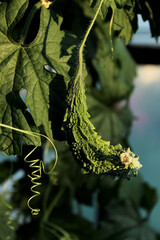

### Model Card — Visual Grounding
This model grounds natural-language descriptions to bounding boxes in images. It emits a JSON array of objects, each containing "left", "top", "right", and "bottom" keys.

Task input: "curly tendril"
[
  {"left": 0, "top": 123, "right": 58, "bottom": 215},
  {"left": 24, "top": 147, "right": 42, "bottom": 215}
]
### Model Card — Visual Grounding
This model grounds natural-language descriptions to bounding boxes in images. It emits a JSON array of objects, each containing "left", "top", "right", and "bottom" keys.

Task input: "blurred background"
[{"left": 129, "top": 15, "right": 160, "bottom": 231}]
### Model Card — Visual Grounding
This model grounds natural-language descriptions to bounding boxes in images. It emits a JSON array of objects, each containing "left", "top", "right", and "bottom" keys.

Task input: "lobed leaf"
[
  {"left": 87, "top": 94, "right": 133, "bottom": 146},
  {"left": 90, "top": 0, "right": 116, "bottom": 19},
  {"left": 90, "top": 37, "right": 136, "bottom": 104},
  {"left": 113, "top": 1, "right": 138, "bottom": 44},
  {"left": 99, "top": 201, "right": 158, "bottom": 240},
  {"left": 137, "top": 0, "right": 160, "bottom": 38},
  {"left": 0, "top": 1, "right": 76, "bottom": 155}
]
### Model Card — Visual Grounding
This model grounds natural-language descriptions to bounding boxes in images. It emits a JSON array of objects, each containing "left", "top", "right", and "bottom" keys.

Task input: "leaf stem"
[
  {"left": 45, "top": 222, "right": 70, "bottom": 237},
  {"left": 21, "top": 1, "right": 42, "bottom": 44},
  {"left": 43, "top": 186, "right": 65, "bottom": 222},
  {"left": 109, "top": 9, "right": 115, "bottom": 56},
  {"left": 74, "top": 0, "right": 105, "bottom": 87},
  {"left": 40, "top": 224, "right": 62, "bottom": 238}
]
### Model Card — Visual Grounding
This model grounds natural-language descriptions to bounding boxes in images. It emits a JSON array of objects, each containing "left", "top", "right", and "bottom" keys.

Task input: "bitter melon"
[{"left": 63, "top": 0, "right": 142, "bottom": 179}]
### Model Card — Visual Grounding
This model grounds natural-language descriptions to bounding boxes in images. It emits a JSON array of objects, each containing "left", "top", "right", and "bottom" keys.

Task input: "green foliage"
[
  {"left": 0, "top": 1, "right": 75, "bottom": 154},
  {"left": 40, "top": 221, "right": 80, "bottom": 240},
  {"left": 90, "top": 0, "right": 116, "bottom": 19},
  {"left": 113, "top": 1, "right": 138, "bottom": 44},
  {"left": 63, "top": 0, "right": 141, "bottom": 178},
  {"left": 87, "top": 94, "right": 133, "bottom": 146},
  {"left": 98, "top": 177, "right": 159, "bottom": 240},
  {"left": 118, "top": 175, "right": 143, "bottom": 206},
  {"left": 99, "top": 201, "right": 158, "bottom": 240},
  {"left": 115, "top": 0, "right": 133, "bottom": 8},
  {"left": 89, "top": 0, "right": 137, "bottom": 44},
  {"left": 89, "top": 37, "right": 136, "bottom": 104},
  {"left": 0, "top": 194, "right": 16, "bottom": 240},
  {"left": 1, "top": 147, "right": 158, "bottom": 240},
  {"left": 141, "top": 182, "right": 158, "bottom": 213},
  {"left": 0, "top": 0, "right": 160, "bottom": 239},
  {"left": 136, "top": 0, "right": 160, "bottom": 38}
]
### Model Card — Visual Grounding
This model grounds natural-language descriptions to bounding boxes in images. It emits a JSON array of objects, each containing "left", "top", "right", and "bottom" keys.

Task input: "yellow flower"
[{"left": 41, "top": 0, "right": 52, "bottom": 8}]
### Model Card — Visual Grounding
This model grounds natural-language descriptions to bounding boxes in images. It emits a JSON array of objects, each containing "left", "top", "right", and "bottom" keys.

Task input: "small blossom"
[
  {"left": 120, "top": 152, "right": 142, "bottom": 170},
  {"left": 120, "top": 152, "right": 132, "bottom": 167},
  {"left": 41, "top": 0, "right": 52, "bottom": 8},
  {"left": 130, "top": 157, "right": 143, "bottom": 169}
]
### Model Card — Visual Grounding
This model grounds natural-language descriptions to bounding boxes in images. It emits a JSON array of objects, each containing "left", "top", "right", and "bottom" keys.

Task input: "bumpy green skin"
[{"left": 63, "top": 79, "right": 141, "bottom": 179}]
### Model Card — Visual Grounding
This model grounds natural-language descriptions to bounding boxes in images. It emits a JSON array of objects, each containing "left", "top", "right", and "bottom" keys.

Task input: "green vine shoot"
[{"left": 63, "top": 0, "right": 142, "bottom": 178}]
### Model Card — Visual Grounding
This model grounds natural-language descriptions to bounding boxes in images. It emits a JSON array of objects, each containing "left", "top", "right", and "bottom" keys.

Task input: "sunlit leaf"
[
  {"left": 0, "top": 1, "right": 76, "bottom": 155},
  {"left": 91, "top": 38, "right": 136, "bottom": 104},
  {"left": 113, "top": 1, "right": 138, "bottom": 44}
]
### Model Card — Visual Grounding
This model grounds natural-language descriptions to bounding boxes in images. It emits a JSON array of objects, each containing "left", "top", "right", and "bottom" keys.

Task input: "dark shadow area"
[
  {"left": 3, "top": 91, "right": 39, "bottom": 154},
  {"left": 49, "top": 75, "right": 66, "bottom": 141},
  {"left": 128, "top": 45, "right": 160, "bottom": 64},
  {"left": 41, "top": 11, "right": 74, "bottom": 141},
  {"left": 6, "top": 91, "right": 37, "bottom": 128},
  {"left": 12, "top": 0, "right": 40, "bottom": 44}
]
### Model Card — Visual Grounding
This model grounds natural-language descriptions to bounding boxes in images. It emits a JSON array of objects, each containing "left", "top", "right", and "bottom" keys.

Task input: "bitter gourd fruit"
[{"left": 63, "top": 0, "right": 142, "bottom": 179}]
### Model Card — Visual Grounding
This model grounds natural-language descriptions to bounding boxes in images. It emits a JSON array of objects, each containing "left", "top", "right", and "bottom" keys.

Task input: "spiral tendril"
[
  {"left": 0, "top": 123, "right": 58, "bottom": 215},
  {"left": 24, "top": 147, "right": 42, "bottom": 215}
]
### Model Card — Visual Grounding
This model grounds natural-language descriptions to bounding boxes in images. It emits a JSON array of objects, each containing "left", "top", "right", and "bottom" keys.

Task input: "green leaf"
[
  {"left": 115, "top": 0, "right": 128, "bottom": 8},
  {"left": 113, "top": 1, "right": 138, "bottom": 44},
  {"left": 53, "top": 142, "right": 99, "bottom": 204},
  {"left": 0, "top": 1, "right": 76, "bottom": 155},
  {"left": 0, "top": 195, "right": 16, "bottom": 240},
  {"left": 99, "top": 201, "right": 158, "bottom": 240},
  {"left": 89, "top": 0, "right": 135, "bottom": 21},
  {"left": 90, "top": 0, "right": 116, "bottom": 19},
  {"left": 87, "top": 94, "right": 133, "bottom": 146},
  {"left": 118, "top": 175, "right": 143, "bottom": 206},
  {"left": 137, "top": 0, "right": 160, "bottom": 38},
  {"left": 47, "top": 214, "right": 98, "bottom": 240},
  {"left": 91, "top": 38, "right": 136, "bottom": 104},
  {"left": 141, "top": 183, "right": 158, "bottom": 213},
  {"left": 115, "top": 0, "right": 133, "bottom": 8},
  {"left": 0, "top": 0, "right": 29, "bottom": 34}
]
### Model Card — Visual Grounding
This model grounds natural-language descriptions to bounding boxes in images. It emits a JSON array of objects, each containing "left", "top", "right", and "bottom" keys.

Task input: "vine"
[
  {"left": 63, "top": 0, "right": 142, "bottom": 178},
  {"left": 0, "top": 0, "right": 142, "bottom": 215},
  {"left": 73, "top": 0, "right": 105, "bottom": 90},
  {"left": 0, "top": 123, "right": 58, "bottom": 215}
]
